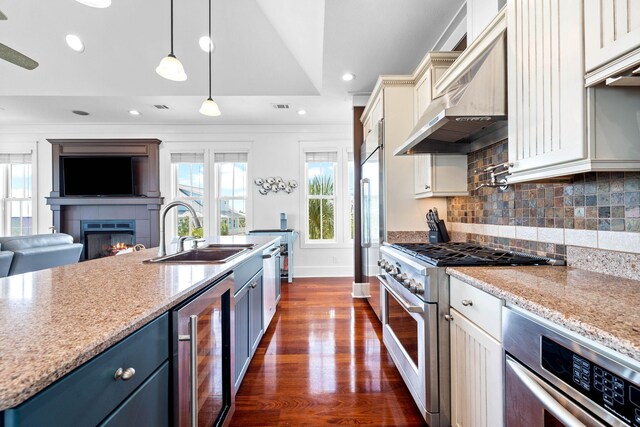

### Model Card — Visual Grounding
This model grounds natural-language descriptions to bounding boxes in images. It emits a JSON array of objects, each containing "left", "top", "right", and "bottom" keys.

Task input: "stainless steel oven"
[
  {"left": 379, "top": 244, "right": 450, "bottom": 427},
  {"left": 504, "top": 308, "right": 640, "bottom": 427}
]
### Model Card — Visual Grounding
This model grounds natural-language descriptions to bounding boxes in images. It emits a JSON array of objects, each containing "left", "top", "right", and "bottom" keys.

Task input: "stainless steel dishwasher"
[{"left": 503, "top": 308, "right": 640, "bottom": 426}]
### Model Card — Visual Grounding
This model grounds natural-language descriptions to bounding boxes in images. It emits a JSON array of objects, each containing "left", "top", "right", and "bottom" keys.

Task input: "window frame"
[
  {"left": 170, "top": 155, "right": 206, "bottom": 238},
  {"left": 0, "top": 146, "right": 37, "bottom": 237},
  {"left": 299, "top": 142, "right": 352, "bottom": 249}
]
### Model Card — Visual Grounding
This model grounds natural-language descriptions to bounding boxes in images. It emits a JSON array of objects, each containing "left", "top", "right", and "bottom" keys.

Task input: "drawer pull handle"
[
  {"left": 113, "top": 367, "right": 136, "bottom": 381},
  {"left": 461, "top": 299, "right": 473, "bottom": 307},
  {"left": 425, "top": 185, "right": 431, "bottom": 190}
]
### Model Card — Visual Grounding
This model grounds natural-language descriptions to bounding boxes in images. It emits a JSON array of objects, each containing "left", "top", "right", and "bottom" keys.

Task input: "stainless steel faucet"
[{"left": 158, "top": 201, "right": 203, "bottom": 257}]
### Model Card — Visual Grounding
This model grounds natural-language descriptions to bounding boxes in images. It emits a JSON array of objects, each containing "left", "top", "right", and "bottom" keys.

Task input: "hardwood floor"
[{"left": 230, "top": 277, "right": 426, "bottom": 426}]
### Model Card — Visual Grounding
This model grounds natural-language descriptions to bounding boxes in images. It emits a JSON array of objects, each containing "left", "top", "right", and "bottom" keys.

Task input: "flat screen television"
[{"left": 62, "top": 157, "right": 135, "bottom": 196}]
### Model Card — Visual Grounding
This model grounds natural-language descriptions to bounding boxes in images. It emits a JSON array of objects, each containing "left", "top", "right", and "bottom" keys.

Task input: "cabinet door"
[
  {"left": 414, "top": 155, "right": 432, "bottom": 196},
  {"left": 585, "top": 0, "right": 640, "bottom": 72},
  {"left": 450, "top": 309, "right": 503, "bottom": 427},
  {"left": 249, "top": 275, "right": 264, "bottom": 355},
  {"left": 275, "top": 255, "right": 281, "bottom": 304},
  {"left": 234, "top": 287, "right": 250, "bottom": 389},
  {"left": 100, "top": 362, "right": 169, "bottom": 427},
  {"left": 507, "top": 0, "right": 586, "bottom": 178}
]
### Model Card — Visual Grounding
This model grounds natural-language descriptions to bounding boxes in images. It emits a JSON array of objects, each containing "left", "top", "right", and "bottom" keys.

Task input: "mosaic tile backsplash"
[{"left": 446, "top": 140, "right": 640, "bottom": 259}]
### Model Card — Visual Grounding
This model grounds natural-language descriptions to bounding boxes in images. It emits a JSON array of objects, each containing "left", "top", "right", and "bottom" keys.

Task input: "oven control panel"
[{"left": 541, "top": 336, "right": 640, "bottom": 426}]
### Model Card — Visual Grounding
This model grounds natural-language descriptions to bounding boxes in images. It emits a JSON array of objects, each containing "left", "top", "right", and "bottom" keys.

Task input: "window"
[
  {"left": 215, "top": 153, "right": 248, "bottom": 236},
  {"left": 305, "top": 152, "right": 337, "bottom": 242},
  {"left": 0, "top": 153, "right": 33, "bottom": 236},
  {"left": 170, "top": 153, "right": 205, "bottom": 238}
]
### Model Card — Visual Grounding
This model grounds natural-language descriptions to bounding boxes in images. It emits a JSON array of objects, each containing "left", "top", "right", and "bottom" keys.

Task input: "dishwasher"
[{"left": 503, "top": 308, "right": 640, "bottom": 426}]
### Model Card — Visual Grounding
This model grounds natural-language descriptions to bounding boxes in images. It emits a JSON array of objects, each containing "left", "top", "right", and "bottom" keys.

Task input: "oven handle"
[
  {"left": 507, "top": 358, "right": 589, "bottom": 427},
  {"left": 377, "top": 275, "right": 423, "bottom": 313}
]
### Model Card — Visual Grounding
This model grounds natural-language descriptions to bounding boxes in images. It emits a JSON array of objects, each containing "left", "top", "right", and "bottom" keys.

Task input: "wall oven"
[{"left": 504, "top": 308, "right": 640, "bottom": 427}]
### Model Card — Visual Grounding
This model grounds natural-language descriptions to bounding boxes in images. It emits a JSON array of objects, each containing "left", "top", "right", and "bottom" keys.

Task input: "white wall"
[{"left": 0, "top": 123, "right": 353, "bottom": 278}]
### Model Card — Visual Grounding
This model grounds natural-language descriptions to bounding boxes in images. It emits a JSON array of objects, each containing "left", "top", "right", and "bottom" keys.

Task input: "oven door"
[
  {"left": 379, "top": 274, "right": 439, "bottom": 418},
  {"left": 505, "top": 355, "right": 606, "bottom": 427}
]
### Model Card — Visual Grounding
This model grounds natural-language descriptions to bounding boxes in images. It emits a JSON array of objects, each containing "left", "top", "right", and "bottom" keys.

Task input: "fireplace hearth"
[{"left": 81, "top": 220, "right": 136, "bottom": 260}]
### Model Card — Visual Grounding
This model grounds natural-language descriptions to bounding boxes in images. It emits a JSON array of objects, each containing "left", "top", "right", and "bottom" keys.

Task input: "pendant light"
[
  {"left": 156, "top": 0, "right": 187, "bottom": 81},
  {"left": 199, "top": 0, "right": 221, "bottom": 116}
]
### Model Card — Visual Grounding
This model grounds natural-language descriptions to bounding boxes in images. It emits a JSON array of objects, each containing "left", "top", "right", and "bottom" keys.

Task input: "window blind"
[
  {"left": 214, "top": 153, "right": 248, "bottom": 163},
  {"left": 171, "top": 153, "right": 204, "bottom": 163},
  {"left": 0, "top": 153, "right": 31, "bottom": 164},
  {"left": 305, "top": 152, "right": 337, "bottom": 163}
]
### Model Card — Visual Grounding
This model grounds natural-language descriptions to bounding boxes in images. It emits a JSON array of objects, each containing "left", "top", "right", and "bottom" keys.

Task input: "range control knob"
[
  {"left": 377, "top": 259, "right": 385, "bottom": 267},
  {"left": 385, "top": 264, "right": 393, "bottom": 273},
  {"left": 413, "top": 284, "right": 425, "bottom": 295},
  {"left": 398, "top": 273, "right": 408, "bottom": 283}
]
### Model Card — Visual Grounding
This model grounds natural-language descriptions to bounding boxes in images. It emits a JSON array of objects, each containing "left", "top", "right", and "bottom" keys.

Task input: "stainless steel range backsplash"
[{"left": 446, "top": 140, "right": 640, "bottom": 261}]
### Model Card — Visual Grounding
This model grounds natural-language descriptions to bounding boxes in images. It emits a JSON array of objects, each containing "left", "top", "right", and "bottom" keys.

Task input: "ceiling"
[{"left": 0, "top": 0, "right": 464, "bottom": 125}]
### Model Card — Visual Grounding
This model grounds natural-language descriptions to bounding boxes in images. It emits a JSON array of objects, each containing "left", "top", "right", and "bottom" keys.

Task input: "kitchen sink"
[{"left": 144, "top": 243, "right": 256, "bottom": 264}]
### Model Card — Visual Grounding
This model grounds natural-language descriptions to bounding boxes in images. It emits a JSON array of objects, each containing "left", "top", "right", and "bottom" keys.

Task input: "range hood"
[{"left": 395, "top": 33, "right": 507, "bottom": 155}]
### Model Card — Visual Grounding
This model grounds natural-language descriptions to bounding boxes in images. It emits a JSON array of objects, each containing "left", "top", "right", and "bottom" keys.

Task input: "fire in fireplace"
[{"left": 81, "top": 220, "right": 136, "bottom": 260}]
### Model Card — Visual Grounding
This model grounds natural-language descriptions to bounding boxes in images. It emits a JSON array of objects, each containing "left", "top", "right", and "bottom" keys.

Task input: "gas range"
[
  {"left": 377, "top": 241, "right": 563, "bottom": 425},
  {"left": 380, "top": 242, "right": 563, "bottom": 303}
]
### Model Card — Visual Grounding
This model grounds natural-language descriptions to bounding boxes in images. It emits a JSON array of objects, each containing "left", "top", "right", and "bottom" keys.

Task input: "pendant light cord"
[
  {"left": 170, "top": 0, "right": 174, "bottom": 54},
  {"left": 208, "top": 0, "right": 212, "bottom": 98}
]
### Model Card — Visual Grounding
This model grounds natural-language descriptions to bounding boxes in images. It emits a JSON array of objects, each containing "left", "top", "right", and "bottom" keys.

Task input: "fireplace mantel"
[{"left": 46, "top": 139, "right": 163, "bottom": 250}]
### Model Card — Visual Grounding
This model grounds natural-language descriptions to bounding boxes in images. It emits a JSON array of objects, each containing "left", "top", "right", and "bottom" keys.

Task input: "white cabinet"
[
  {"left": 450, "top": 309, "right": 504, "bottom": 427},
  {"left": 410, "top": 51, "right": 468, "bottom": 198},
  {"left": 449, "top": 276, "right": 504, "bottom": 427},
  {"left": 506, "top": 0, "right": 640, "bottom": 183},
  {"left": 584, "top": 0, "right": 640, "bottom": 85},
  {"left": 414, "top": 154, "right": 468, "bottom": 198}
]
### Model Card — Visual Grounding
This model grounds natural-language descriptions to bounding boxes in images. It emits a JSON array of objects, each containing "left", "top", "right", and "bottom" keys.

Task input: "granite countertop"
[
  {"left": 447, "top": 266, "right": 640, "bottom": 362},
  {"left": 0, "top": 235, "right": 279, "bottom": 411}
]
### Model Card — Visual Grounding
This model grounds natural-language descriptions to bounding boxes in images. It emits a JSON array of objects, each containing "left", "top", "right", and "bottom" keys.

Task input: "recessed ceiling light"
[
  {"left": 75, "top": 0, "right": 111, "bottom": 8},
  {"left": 72, "top": 110, "right": 90, "bottom": 116},
  {"left": 128, "top": 110, "right": 141, "bottom": 116},
  {"left": 342, "top": 73, "right": 356, "bottom": 81},
  {"left": 297, "top": 109, "right": 307, "bottom": 116},
  {"left": 199, "top": 36, "right": 215, "bottom": 53},
  {"left": 65, "top": 34, "right": 85, "bottom": 53}
]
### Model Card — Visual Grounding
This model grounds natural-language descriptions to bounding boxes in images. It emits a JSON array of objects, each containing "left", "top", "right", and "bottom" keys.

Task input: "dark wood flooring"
[{"left": 230, "top": 277, "right": 426, "bottom": 426}]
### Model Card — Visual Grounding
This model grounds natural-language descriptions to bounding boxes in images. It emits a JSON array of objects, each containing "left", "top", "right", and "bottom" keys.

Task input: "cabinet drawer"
[
  {"left": 99, "top": 361, "right": 169, "bottom": 427},
  {"left": 450, "top": 276, "right": 503, "bottom": 341},
  {"left": 234, "top": 254, "right": 263, "bottom": 294},
  {"left": 4, "top": 314, "right": 169, "bottom": 427}
]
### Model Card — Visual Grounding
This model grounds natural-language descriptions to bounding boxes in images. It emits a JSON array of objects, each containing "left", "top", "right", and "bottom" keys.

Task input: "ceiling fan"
[{"left": 0, "top": 9, "right": 39, "bottom": 70}]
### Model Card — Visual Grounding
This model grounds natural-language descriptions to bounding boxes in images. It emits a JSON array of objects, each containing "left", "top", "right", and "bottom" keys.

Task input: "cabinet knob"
[
  {"left": 461, "top": 299, "right": 473, "bottom": 307},
  {"left": 114, "top": 367, "right": 136, "bottom": 381},
  {"left": 425, "top": 185, "right": 431, "bottom": 190},
  {"left": 444, "top": 314, "right": 453, "bottom": 321},
  {"left": 250, "top": 282, "right": 257, "bottom": 289}
]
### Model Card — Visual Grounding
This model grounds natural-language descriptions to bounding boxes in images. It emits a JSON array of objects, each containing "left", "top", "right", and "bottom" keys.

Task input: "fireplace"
[{"left": 81, "top": 220, "right": 136, "bottom": 260}]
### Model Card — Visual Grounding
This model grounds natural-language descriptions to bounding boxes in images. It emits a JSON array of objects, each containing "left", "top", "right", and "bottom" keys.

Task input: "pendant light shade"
[
  {"left": 200, "top": 0, "right": 220, "bottom": 116},
  {"left": 199, "top": 98, "right": 221, "bottom": 116},
  {"left": 75, "top": 0, "right": 111, "bottom": 8},
  {"left": 157, "top": 0, "right": 187, "bottom": 81},
  {"left": 156, "top": 54, "right": 187, "bottom": 81}
]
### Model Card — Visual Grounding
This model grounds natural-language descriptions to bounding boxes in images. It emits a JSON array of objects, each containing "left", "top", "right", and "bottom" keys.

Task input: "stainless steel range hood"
[{"left": 395, "top": 34, "right": 507, "bottom": 156}]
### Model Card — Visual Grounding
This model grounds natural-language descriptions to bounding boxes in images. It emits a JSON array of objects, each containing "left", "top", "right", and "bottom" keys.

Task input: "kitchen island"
[{"left": 0, "top": 235, "right": 279, "bottom": 423}]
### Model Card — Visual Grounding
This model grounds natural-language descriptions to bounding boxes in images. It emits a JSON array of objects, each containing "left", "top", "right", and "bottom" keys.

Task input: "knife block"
[{"left": 428, "top": 220, "right": 450, "bottom": 243}]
